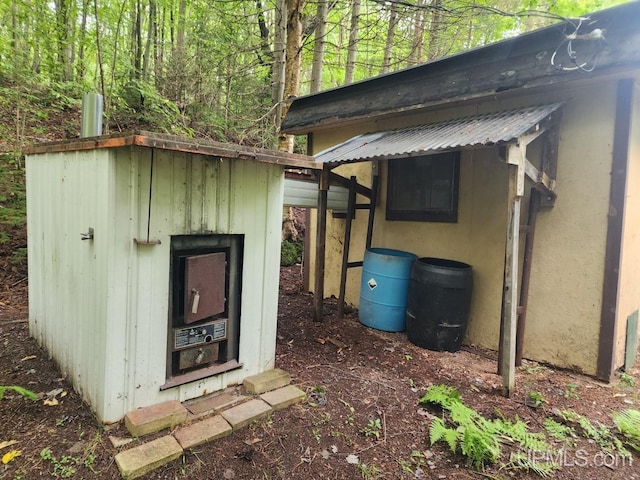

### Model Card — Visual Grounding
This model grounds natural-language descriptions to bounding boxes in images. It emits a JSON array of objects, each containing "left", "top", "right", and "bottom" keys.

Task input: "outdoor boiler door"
[{"left": 183, "top": 252, "right": 226, "bottom": 324}]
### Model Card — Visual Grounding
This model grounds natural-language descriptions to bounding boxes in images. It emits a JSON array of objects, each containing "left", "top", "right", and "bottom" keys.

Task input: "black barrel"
[{"left": 406, "top": 257, "right": 473, "bottom": 352}]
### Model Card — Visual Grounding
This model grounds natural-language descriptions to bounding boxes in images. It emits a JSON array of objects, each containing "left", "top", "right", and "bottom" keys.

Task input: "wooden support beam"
[
  {"left": 328, "top": 171, "right": 372, "bottom": 198},
  {"left": 500, "top": 156, "right": 523, "bottom": 397},
  {"left": 516, "top": 189, "right": 541, "bottom": 366},
  {"left": 313, "top": 167, "right": 330, "bottom": 322},
  {"left": 540, "top": 120, "right": 561, "bottom": 208},
  {"left": 337, "top": 176, "right": 358, "bottom": 318},
  {"left": 366, "top": 162, "right": 379, "bottom": 249},
  {"left": 524, "top": 158, "right": 557, "bottom": 198}
]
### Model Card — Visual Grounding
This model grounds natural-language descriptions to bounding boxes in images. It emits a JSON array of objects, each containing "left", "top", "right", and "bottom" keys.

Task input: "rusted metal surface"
[
  {"left": 23, "top": 131, "right": 321, "bottom": 170},
  {"left": 184, "top": 252, "right": 227, "bottom": 324},
  {"left": 597, "top": 79, "right": 634, "bottom": 381},
  {"left": 315, "top": 104, "right": 562, "bottom": 165}
]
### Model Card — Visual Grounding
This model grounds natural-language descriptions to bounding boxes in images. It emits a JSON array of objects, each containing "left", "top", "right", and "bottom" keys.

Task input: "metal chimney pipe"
[{"left": 81, "top": 92, "right": 103, "bottom": 138}]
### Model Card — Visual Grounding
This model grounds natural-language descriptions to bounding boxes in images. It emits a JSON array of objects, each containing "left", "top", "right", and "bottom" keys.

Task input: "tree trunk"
[
  {"left": 344, "top": 0, "right": 360, "bottom": 85},
  {"left": 427, "top": 0, "right": 444, "bottom": 60},
  {"left": 142, "top": 0, "right": 156, "bottom": 82},
  {"left": 277, "top": 0, "right": 306, "bottom": 152},
  {"left": 76, "top": 0, "right": 89, "bottom": 79},
  {"left": 273, "top": 0, "right": 286, "bottom": 137},
  {"left": 409, "top": 0, "right": 426, "bottom": 66},
  {"left": 381, "top": 4, "right": 398, "bottom": 74},
  {"left": 310, "top": 0, "right": 328, "bottom": 93}
]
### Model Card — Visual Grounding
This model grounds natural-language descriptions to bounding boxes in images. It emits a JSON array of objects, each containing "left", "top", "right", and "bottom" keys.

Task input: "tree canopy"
[{"left": 0, "top": 0, "right": 628, "bottom": 150}]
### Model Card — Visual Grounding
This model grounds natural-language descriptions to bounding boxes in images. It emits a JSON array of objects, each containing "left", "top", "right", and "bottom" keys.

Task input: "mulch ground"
[{"left": 2, "top": 256, "right": 640, "bottom": 479}]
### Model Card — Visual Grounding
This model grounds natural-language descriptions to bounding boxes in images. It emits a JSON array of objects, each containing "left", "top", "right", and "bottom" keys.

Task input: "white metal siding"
[
  {"left": 28, "top": 146, "right": 286, "bottom": 422},
  {"left": 283, "top": 178, "right": 349, "bottom": 210}
]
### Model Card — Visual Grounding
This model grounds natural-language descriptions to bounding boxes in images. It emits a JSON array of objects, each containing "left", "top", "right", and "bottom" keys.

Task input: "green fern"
[
  {"left": 421, "top": 385, "right": 553, "bottom": 474},
  {"left": 543, "top": 418, "right": 577, "bottom": 446},
  {"left": 506, "top": 452, "right": 558, "bottom": 478},
  {"left": 0, "top": 385, "right": 38, "bottom": 401},
  {"left": 556, "top": 409, "right": 630, "bottom": 457},
  {"left": 613, "top": 409, "right": 640, "bottom": 451}
]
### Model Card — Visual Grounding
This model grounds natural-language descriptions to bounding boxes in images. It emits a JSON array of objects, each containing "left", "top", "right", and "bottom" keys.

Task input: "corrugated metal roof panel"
[{"left": 315, "top": 104, "right": 562, "bottom": 165}]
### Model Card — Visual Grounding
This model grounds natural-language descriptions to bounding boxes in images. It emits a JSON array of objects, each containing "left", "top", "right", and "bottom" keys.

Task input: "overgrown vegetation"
[
  {"left": 421, "top": 385, "right": 640, "bottom": 477},
  {"left": 280, "top": 239, "right": 303, "bottom": 266}
]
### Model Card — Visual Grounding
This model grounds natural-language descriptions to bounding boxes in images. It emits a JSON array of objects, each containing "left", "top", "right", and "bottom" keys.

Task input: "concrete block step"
[
  {"left": 124, "top": 400, "right": 188, "bottom": 437},
  {"left": 243, "top": 368, "right": 291, "bottom": 395},
  {"left": 115, "top": 435, "right": 182, "bottom": 479}
]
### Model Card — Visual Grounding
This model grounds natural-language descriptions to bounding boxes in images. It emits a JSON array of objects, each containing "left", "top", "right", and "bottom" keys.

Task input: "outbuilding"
[
  {"left": 25, "top": 132, "right": 319, "bottom": 423},
  {"left": 281, "top": 2, "right": 640, "bottom": 392}
]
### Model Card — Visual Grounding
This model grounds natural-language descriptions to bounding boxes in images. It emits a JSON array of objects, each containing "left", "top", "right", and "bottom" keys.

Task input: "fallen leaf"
[
  {"left": 44, "top": 398, "right": 59, "bottom": 406},
  {"left": 1, "top": 450, "right": 21, "bottom": 464},
  {"left": 60, "top": 391, "right": 68, "bottom": 398},
  {"left": 0, "top": 440, "right": 18, "bottom": 450},
  {"left": 243, "top": 438, "right": 262, "bottom": 445},
  {"left": 315, "top": 337, "right": 326, "bottom": 345},
  {"left": 346, "top": 454, "right": 359, "bottom": 464},
  {"left": 20, "top": 355, "right": 36, "bottom": 362}
]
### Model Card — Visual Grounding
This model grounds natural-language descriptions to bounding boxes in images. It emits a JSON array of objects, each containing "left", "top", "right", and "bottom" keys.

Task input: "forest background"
[{"left": 0, "top": 0, "right": 629, "bottom": 264}]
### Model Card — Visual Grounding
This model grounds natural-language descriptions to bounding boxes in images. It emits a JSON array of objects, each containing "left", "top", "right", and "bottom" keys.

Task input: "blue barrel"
[{"left": 359, "top": 248, "right": 417, "bottom": 332}]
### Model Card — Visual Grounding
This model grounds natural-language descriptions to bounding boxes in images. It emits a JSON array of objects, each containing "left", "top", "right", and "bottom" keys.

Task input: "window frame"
[{"left": 385, "top": 151, "right": 460, "bottom": 223}]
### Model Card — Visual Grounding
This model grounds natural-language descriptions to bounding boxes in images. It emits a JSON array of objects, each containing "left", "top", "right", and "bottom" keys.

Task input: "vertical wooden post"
[
  {"left": 337, "top": 176, "right": 357, "bottom": 318},
  {"left": 501, "top": 143, "right": 524, "bottom": 397},
  {"left": 366, "top": 161, "right": 379, "bottom": 249},
  {"left": 314, "top": 167, "right": 329, "bottom": 322}
]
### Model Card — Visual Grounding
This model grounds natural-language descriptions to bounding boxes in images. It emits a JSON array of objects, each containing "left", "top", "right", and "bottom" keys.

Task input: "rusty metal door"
[{"left": 183, "top": 252, "right": 226, "bottom": 324}]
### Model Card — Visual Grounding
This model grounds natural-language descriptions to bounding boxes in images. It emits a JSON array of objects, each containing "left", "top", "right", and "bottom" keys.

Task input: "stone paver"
[
  {"left": 259, "top": 385, "right": 305, "bottom": 411},
  {"left": 124, "top": 400, "right": 188, "bottom": 437},
  {"left": 115, "top": 435, "right": 182, "bottom": 479},
  {"left": 220, "top": 398, "right": 272, "bottom": 430},
  {"left": 184, "top": 391, "right": 248, "bottom": 417},
  {"left": 174, "top": 415, "right": 232, "bottom": 449},
  {"left": 243, "top": 368, "right": 290, "bottom": 395}
]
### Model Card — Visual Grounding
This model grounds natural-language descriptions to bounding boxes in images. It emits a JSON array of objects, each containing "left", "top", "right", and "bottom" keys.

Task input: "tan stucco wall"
[
  {"left": 306, "top": 79, "right": 621, "bottom": 375},
  {"left": 616, "top": 80, "right": 640, "bottom": 368}
]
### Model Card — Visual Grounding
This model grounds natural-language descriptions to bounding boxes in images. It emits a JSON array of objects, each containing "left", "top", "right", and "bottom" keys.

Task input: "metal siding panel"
[
  {"left": 316, "top": 104, "right": 563, "bottom": 164},
  {"left": 283, "top": 178, "right": 349, "bottom": 210}
]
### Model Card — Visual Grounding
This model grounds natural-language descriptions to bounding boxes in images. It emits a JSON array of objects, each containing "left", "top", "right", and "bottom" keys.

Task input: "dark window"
[{"left": 386, "top": 151, "right": 460, "bottom": 222}]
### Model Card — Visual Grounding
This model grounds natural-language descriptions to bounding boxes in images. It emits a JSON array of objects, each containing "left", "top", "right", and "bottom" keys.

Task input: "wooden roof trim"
[{"left": 23, "top": 131, "right": 321, "bottom": 170}]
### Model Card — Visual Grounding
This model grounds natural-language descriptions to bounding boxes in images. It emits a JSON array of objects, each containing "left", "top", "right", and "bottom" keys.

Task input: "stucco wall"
[
  {"left": 616, "top": 80, "right": 640, "bottom": 369},
  {"left": 307, "top": 80, "right": 619, "bottom": 375}
]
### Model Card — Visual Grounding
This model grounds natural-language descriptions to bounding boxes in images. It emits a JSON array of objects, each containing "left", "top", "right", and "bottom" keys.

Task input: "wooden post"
[
  {"left": 313, "top": 167, "right": 329, "bottom": 321},
  {"left": 337, "top": 176, "right": 357, "bottom": 318},
  {"left": 500, "top": 143, "right": 525, "bottom": 397},
  {"left": 366, "top": 161, "right": 379, "bottom": 249}
]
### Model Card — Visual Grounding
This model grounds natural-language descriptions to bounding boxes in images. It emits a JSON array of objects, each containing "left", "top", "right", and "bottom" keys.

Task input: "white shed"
[{"left": 25, "top": 132, "right": 319, "bottom": 423}]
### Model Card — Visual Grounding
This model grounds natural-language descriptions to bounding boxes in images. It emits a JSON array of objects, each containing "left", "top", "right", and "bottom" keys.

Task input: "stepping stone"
[
  {"left": 243, "top": 368, "right": 290, "bottom": 395},
  {"left": 115, "top": 435, "right": 182, "bottom": 479},
  {"left": 124, "top": 400, "right": 188, "bottom": 437},
  {"left": 260, "top": 385, "right": 306, "bottom": 411},
  {"left": 174, "top": 415, "right": 232, "bottom": 449},
  {"left": 184, "top": 391, "right": 248, "bottom": 417},
  {"left": 220, "top": 398, "right": 272, "bottom": 430}
]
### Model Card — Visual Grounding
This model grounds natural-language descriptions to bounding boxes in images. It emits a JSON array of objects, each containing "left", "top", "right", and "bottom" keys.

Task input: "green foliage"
[
  {"left": 360, "top": 418, "right": 382, "bottom": 440},
  {"left": 528, "top": 391, "right": 547, "bottom": 407},
  {"left": 556, "top": 409, "right": 630, "bottom": 457},
  {"left": 563, "top": 382, "right": 579, "bottom": 399},
  {"left": 613, "top": 409, "right": 640, "bottom": 451},
  {"left": 506, "top": 452, "right": 558, "bottom": 478},
  {"left": 0, "top": 385, "right": 38, "bottom": 401},
  {"left": 280, "top": 240, "right": 303, "bottom": 267},
  {"left": 40, "top": 448, "right": 77, "bottom": 478},
  {"left": 543, "top": 418, "right": 577, "bottom": 446},
  {"left": 420, "top": 385, "right": 552, "bottom": 472},
  {"left": 620, "top": 372, "right": 635, "bottom": 387}
]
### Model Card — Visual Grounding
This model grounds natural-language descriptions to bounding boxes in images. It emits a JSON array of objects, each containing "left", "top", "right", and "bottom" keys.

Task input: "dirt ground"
[{"left": 3, "top": 240, "right": 640, "bottom": 479}]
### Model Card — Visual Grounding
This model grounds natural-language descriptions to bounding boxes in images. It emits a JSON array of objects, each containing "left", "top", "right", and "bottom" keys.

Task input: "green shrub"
[{"left": 281, "top": 240, "right": 303, "bottom": 266}]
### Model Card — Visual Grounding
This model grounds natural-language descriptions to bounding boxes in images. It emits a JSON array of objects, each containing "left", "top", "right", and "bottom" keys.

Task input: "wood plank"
[
  {"left": 328, "top": 171, "right": 372, "bottom": 198},
  {"left": 500, "top": 162, "right": 522, "bottom": 397},
  {"left": 366, "top": 162, "right": 379, "bottom": 249},
  {"left": 337, "top": 176, "right": 358, "bottom": 318},
  {"left": 314, "top": 168, "right": 330, "bottom": 322}
]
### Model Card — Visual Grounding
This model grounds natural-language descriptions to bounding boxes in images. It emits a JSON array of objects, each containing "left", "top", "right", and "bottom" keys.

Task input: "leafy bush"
[{"left": 281, "top": 240, "right": 303, "bottom": 266}]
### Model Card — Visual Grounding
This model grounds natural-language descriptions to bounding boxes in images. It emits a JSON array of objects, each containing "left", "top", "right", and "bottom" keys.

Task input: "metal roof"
[{"left": 314, "top": 104, "right": 562, "bottom": 165}]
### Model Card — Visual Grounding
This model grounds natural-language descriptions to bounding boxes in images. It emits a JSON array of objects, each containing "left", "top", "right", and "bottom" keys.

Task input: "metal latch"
[{"left": 81, "top": 228, "right": 94, "bottom": 241}]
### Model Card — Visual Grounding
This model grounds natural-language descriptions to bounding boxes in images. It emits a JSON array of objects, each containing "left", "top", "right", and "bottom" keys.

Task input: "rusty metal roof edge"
[
  {"left": 316, "top": 103, "right": 563, "bottom": 165},
  {"left": 23, "top": 131, "right": 321, "bottom": 169}
]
